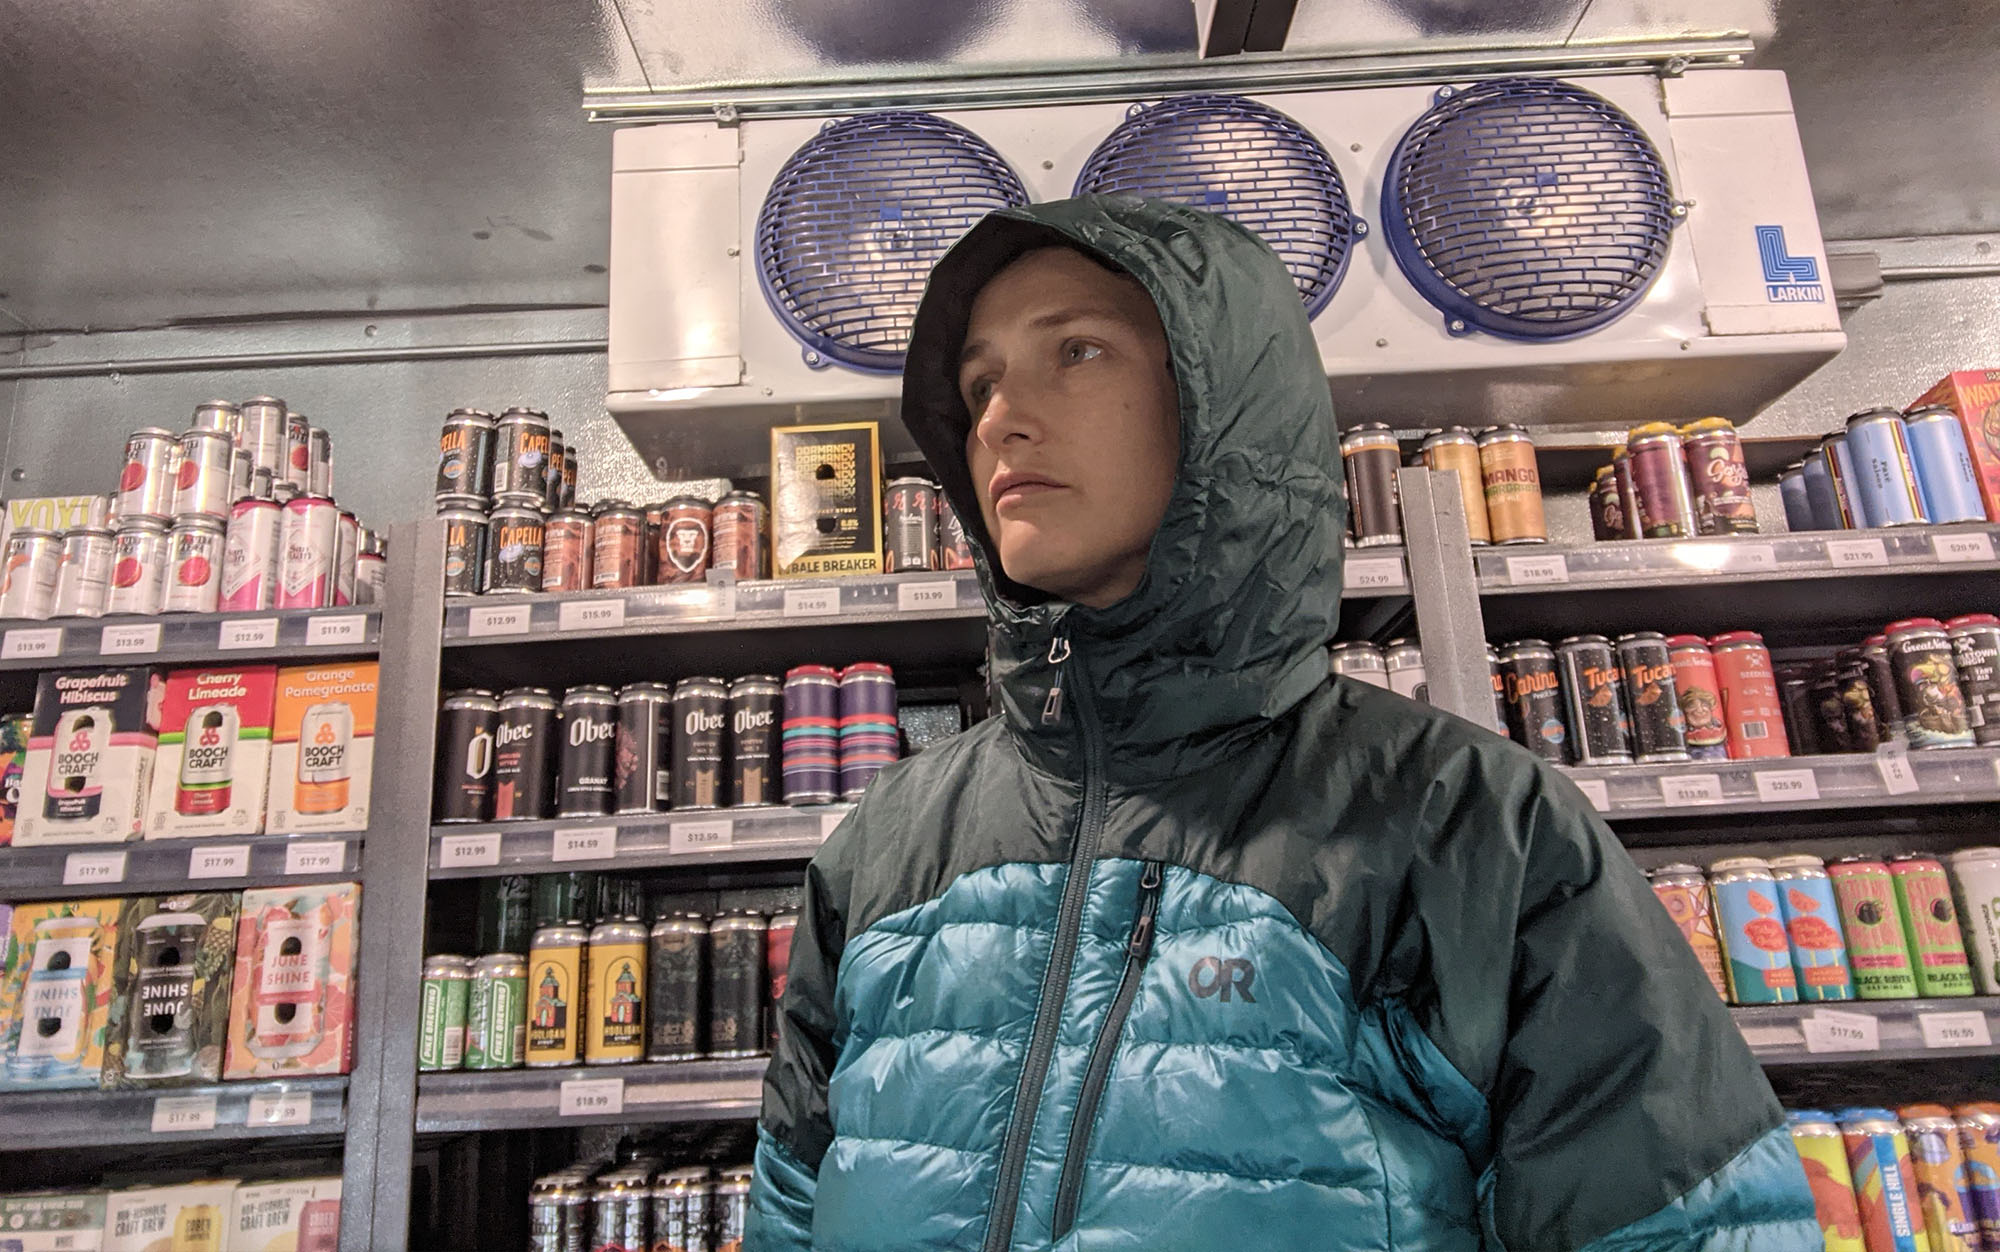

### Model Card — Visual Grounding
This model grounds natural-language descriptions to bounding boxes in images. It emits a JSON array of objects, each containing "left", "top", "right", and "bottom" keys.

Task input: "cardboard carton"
[
  {"left": 1912, "top": 369, "right": 2000, "bottom": 522},
  {"left": 146, "top": 668, "right": 278, "bottom": 838},
  {"left": 224, "top": 1178, "right": 341, "bottom": 1252},
  {"left": 770, "top": 422, "right": 884, "bottom": 578},
  {"left": 100, "top": 893, "right": 238, "bottom": 1088},
  {"left": 223, "top": 883, "right": 358, "bottom": 1079},
  {"left": 103, "top": 1181, "right": 236, "bottom": 1252},
  {"left": 0, "top": 1191, "right": 108, "bottom": 1252},
  {"left": 0, "top": 899, "right": 123, "bottom": 1089},
  {"left": 14, "top": 667, "right": 163, "bottom": 845},
  {"left": 266, "top": 664, "right": 376, "bottom": 835}
]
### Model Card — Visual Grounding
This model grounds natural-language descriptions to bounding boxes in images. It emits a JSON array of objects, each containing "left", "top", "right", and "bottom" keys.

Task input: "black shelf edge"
[
  {"left": 414, "top": 1059, "right": 764, "bottom": 1132},
  {"left": 429, "top": 807, "right": 841, "bottom": 878},
  {"left": 0, "top": 833, "right": 363, "bottom": 900},
  {"left": 0, "top": 607, "right": 381, "bottom": 670},
  {"left": 1477, "top": 525, "right": 2000, "bottom": 595},
  {"left": 1561, "top": 748, "right": 2000, "bottom": 819},
  {"left": 1737, "top": 997, "right": 2000, "bottom": 1067},
  {"left": 0, "top": 1075, "right": 348, "bottom": 1149}
]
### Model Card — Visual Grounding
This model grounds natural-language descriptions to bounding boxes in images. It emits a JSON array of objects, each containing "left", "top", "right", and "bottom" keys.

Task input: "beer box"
[
  {"left": 225, "top": 1178, "right": 341, "bottom": 1252},
  {"left": 0, "top": 712, "right": 30, "bottom": 845},
  {"left": 0, "top": 1191, "right": 108, "bottom": 1252},
  {"left": 266, "top": 663, "right": 376, "bottom": 834},
  {"left": 1912, "top": 369, "right": 2000, "bottom": 522},
  {"left": 0, "top": 899, "right": 122, "bottom": 1090},
  {"left": 102, "top": 1181, "right": 236, "bottom": 1252},
  {"left": 146, "top": 668, "right": 278, "bottom": 838},
  {"left": 223, "top": 883, "right": 359, "bottom": 1079},
  {"left": 100, "top": 893, "right": 238, "bottom": 1089},
  {"left": 771, "top": 422, "right": 884, "bottom": 578},
  {"left": 13, "top": 667, "right": 164, "bottom": 845}
]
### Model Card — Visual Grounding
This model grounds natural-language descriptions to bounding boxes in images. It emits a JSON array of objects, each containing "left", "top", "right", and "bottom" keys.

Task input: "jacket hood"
[{"left": 900, "top": 195, "right": 1346, "bottom": 782}]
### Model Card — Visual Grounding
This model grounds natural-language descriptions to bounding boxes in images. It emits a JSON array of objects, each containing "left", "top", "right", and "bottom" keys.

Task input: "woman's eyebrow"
[{"left": 959, "top": 306, "right": 1125, "bottom": 370}]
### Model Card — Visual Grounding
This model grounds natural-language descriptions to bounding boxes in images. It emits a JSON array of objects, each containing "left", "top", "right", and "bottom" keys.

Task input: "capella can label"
[
  {"left": 147, "top": 666, "right": 278, "bottom": 838},
  {"left": 269, "top": 663, "right": 376, "bottom": 834}
]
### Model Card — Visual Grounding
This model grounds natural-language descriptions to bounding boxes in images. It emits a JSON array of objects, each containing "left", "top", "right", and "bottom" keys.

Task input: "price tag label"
[
  {"left": 1875, "top": 750, "right": 1920, "bottom": 796},
  {"left": 468, "top": 603, "right": 531, "bottom": 637},
  {"left": 284, "top": 841, "right": 343, "bottom": 875},
  {"left": 99, "top": 623, "right": 161, "bottom": 655},
  {"left": 897, "top": 580, "right": 957, "bottom": 612},
  {"left": 188, "top": 844, "right": 250, "bottom": 879},
  {"left": 219, "top": 618, "right": 278, "bottom": 650},
  {"left": 783, "top": 587, "right": 840, "bottom": 618},
  {"left": 1803, "top": 1010, "right": 1881, "bottom": 1054},
  {"left": 1505, "top": 554, "right": 1569, "bottom": 586},
  {"left": 820, "top": 812, "right": 845, "bottom": 840},
  {"left": 558, "top": 599, "right": 626, "bottom": 632},
  {"left": 1659, "top": 774, "right": 1724, "bottom": 807},
  {"left": 558, "top": 1078, "right": 625, "bottom": 1117},
  {"left": 711, "top": 584, "right": 738, "bottom": 619},
  {"left": 1344, "top": 557, "right": 1405, "bottom": 592},
  {"left": 305, "top": 614, "right": 366, "bottom": 646},
  {"left": 439, "top": 833, "right": 501, "bottom": 869},
  {"left": 1, "top": 627, "right": 63, "bottom": 660},
  {"left": 63, "top": 850, "right": 127, "bottom": 886},
  {"left": 246, "top": 1090, "right": 314, "bottom": 1127},
  {"left": 1824, "top": 537, "right": 1888, "bottom": 568},
  {"left": 1920, "top": 1010, "right": 1993, "bottom": 1049},
  {"left": 1573, "top": 778, "right": 1610, "bottom": 812},
  {"left": 1933, "top": 532, "right": 1995, "bottom": 563},
  {"left": 1731, "top": 544, "right": 1778, "bottom": 571},
  {"left": 1754, "top": 769, "right": 1821, "bottom": 803},
  {"left": 669, "top": 819, "right": 735, "bottom": 856},
  {"left": 152, "top": 1094, "right": 218, "bottom": 1133},
  {"left": 552, "top": 826, "right": 617, "bottom": 862}
]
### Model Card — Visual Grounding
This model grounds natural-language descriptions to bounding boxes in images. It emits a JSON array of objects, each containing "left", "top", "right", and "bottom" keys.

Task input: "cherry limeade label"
[{"left": 147, "top": 666, "right": 277, "bottom": 838}]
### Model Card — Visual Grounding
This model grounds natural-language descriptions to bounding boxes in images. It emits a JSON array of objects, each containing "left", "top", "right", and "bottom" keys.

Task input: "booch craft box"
[
  {"left": 223, "top": 883, "right": 359, "bottom": 1080},
  {"left": 146, "top": 667, "right": 278, "bottom": 839},
  {"left": 100, "top": 892, "right": 239, "bottom": 1089},
  {"left": 13, "top": 667, "right": 163, "bottom": 845},
  {"left": 266, "top": 663, "right": 376, "bottom": 835},
  {"left": 0, "top": 898, "right": 123, "bottom": 1090},
  {"left": 770, "top": 421, "right": 884, "bottom": 578}
]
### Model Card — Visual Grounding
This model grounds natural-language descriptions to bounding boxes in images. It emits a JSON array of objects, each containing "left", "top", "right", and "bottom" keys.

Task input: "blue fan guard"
[
  {"left": 1074, "top": 94, "right": 1363, "bottom": 318},
  {"left": 756, "top": 111, "right": 1030, "bottom": 373},
  {"left": 1381, "top": 77, "right": 1676, "bottom": 341}
]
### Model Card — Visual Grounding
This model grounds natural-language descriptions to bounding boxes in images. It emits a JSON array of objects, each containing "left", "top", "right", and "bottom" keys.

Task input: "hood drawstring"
[{"left": 1042, "top": 633, "right": 1072, "bottom": 726}]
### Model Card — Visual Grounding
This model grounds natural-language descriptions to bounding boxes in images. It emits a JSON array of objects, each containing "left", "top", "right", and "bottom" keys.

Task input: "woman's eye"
[
  {"left": 965, "top": 378, "right": 993, "bottom": 409},
  {"left": 1062, "top": 341, "right": 1103, "bottom": 365}
]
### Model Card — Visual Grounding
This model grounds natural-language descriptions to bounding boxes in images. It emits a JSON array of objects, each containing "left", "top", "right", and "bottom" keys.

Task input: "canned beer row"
[
  {"left": 1586, "top": 417, "right": 1761, "bottom": 541},
  {"left": 435, "top": 406, "right": 578, "bottom": 513},
  {"left": 881, "top": 476, "right": 978, "bottom": 573},
  {"left": 1788, "top": 1104, "right": 2000, "bottom": 1252},
  {"left": 425, "top": 906, "right": 793, "bottom": 1072},
  {"left": 1649, "top": 848, "right": 2000, "bottom": 1008},
  {"left": 1345, "top": 422, "right": 1549, "bottom": 549},
  {"left": 1326, "top": 638, "right": 1427, "bottom": 703},
  {"left": 434, "top": 664, "right": 900, "bottom": 822},
  {"left": 1777, "top": 615, "right": 2000, "bottom": 755},
  {"left": 442, "top": 492, "right": 766, "bottom": 597},
  {"left": 529, "top": 1160, "right": 749, "bottom": 1252},
  {"left": 1780, "top": 404, "right": 1992, "bottom": 534},
  {"left": 115, "top": 397, "right": 335, "bottom": 526}
]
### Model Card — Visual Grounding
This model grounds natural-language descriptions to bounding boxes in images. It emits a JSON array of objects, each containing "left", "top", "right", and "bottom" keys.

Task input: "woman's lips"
[{"left": 996, "top": 482, "right": 1062, "bottom": 512}]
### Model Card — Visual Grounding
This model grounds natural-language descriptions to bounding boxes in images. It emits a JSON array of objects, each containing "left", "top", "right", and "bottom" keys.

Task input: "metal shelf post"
[{"left": 1396, "top": 466, "right": 1491, "bottom": 727}]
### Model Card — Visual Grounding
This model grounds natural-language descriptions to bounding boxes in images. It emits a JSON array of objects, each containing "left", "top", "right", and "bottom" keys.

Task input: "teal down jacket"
[{"left": 746, "top": 196, "right": 1820, "bottom": 1251}]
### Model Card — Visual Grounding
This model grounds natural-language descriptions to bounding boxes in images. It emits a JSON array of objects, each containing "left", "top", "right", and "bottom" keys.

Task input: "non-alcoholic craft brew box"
[
  {"left": 99, "top": 892, "right": 239, "bottom": 1089},
  {"left": 102, "top": 1180, "right": 237, "bottom": 1252},
  {"left": 223, "top": 882, "right": 359, "bottom": 1079},
  {"left": 771, "top": 421, "right": 885, "bottom": 578},
  {"left": 0, "top": 898, "right": 124, "bottom": 1090},
  {"left": 227, "top": 1178, "right": 343, "bottom": 1252},
  {"left": 267, "top": 662, "right": 376, "bottom": 834},
  {"left": 13, "top": 666, "right": 164, "bottom": 845},
  {"left": 146, "top": 667, "right": 278, "bottom": 839},
  {"left": 0, "top": 1191, "right": 109, "bottom": 1252},
  {"left": 1913, "top": 368, "right": 2000, "bottom": 522}
]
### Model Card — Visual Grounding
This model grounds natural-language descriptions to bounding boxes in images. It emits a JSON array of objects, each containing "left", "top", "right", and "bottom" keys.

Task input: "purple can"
[
  {"left": 782, "top": 665, "right": 840, "bottom": 805},
  {"left": 837, "top": 662, "right": 899, "bottom": 800}
]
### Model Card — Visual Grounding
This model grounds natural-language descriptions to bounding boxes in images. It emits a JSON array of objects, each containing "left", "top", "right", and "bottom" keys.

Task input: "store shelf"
[
  {"left": 1562, "top": 747, "right": 2000, "bottom": 818},
  {"left": 1736, "top": 997, "right": 2000, "bottom": 1066},
  {"left": 415, "top": 1059, "right": 764, "bottom": 1132},
  {"left": 0, "top": 607, "right": 381, "bottom": 671},
  {"left": 0, "top": 1076, "right": 347, "bottom": 1149},
  {"left": 430, "top": 807, "right": 840, "bottom": 878},
  {"left": 0, "top": 833, "right": 362, "bottom": 901}
]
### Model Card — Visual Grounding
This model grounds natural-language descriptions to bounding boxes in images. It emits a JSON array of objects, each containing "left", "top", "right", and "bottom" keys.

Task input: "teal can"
[
  {"left": 465, "top": 953, "right": 527, "bottom": 1070},
  {"left": 1767, "top": 855, "right": 1854, "bottom": 1001}
]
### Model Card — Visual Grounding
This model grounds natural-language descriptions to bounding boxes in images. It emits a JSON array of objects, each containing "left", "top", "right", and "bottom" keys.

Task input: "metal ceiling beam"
[
  {"left": 1202, "top": 0, "right": 1256, "bottom": 57},
  {"left": 1242, "top": 0, "right": 1301, "bottom": 54}
]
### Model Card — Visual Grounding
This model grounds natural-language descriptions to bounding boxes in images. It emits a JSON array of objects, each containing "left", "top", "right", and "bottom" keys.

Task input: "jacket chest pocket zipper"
[{"left": 1050, "top": 859, "right": 1164, "bottom": 1242}]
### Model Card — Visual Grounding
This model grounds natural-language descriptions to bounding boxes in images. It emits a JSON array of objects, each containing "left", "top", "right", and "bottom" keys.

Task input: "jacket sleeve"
[
  {"left": 1473, "top": 777, "right": 1821, "bottom": 1252},
  {"left": 745, "top": 834, "right": 850, "bottom": 1252}
]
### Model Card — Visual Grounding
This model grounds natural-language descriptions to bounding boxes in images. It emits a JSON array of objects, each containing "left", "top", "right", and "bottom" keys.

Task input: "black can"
[
  {"left": 476, "top": 875, "right": 535, "bottom": 956},
  {"left": 1615, "top": 632, "right": 1689, "bottom": 763},
  {"left": 488, "top": 504, "right": 546, "bottom": 594},
  {"left": 708, "top": 912, "right": 767, "bottom": 1058},
  {"left": 545, "top": 429, "right": 566, "bottom": 513},
  {"left": 1835, "top": 650, "right": 1882, "bottom": 751},
  {"left": 436, "top": 689, "right": 500, "bottom": 822},
  {"left": 1485, "top": 643, "right": 1509, "bottom": 737},
  {"left": 672, "top": 677, "right": 729, "bottom": 811},
  {"left": 884, "top": 478, "right": 939, "bottom": 573},
  {"left": 594, "top": 876, "right": 645, "bottom": 928},
  {"left": 647, "top": 914, "right": 709, "bottom": 1061},
  {"left": 558, "top": 685, "right": 619, "bottom": 817},
  {"left": 1556, "top": 635, "right": 1632, "bottom": 766},
  {"left": 533, "top": 872, "right": 596, "bottom": 928},
  {"left": 1886, "top": 617, "right": 1976, "bottom": 748},
  {"left": 439, "top": 504, "right": 488, "bottom": 597},
  {"left": 729, "top": 676, "right": 781, "bottom": 807},
  {"left": 615, "top": 683, "right": 672, "bottom": 814},
  {"left": 1341, "top": 424, "right": 1403, "bottom": 547},
  {"left": 1947, "top": 614, "right": 2000, "bottom": 745},
  {"left": 494, "top": 687, "right": 559, "bottom": 820},
  {"left": 1499, "top": 639, "right": 1566, "bottom": 764},
  {"left": 1776, "top": 665, "right": 1821, "bottom": 755},
  {"left": 492, "top": 407, "right": 552, "bottom": 503},
  {"left": 436, "top": 408, "right": 496, "bottom": 501},
  {"left": 1805, "top": 662, "right": 1854, "bottom": 753}
]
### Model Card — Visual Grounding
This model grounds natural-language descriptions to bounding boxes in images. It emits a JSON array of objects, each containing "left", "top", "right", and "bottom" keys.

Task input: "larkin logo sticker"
[
  {"left": 1186, "top": 956, "right": 1257, "bottom": 1003},
  {"left": 1756, "top": 225, "right": 1825, "bottom": 304}
]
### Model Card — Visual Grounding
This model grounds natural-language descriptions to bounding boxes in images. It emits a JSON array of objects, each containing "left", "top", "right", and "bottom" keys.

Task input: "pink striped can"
[
  {"left": 276, "top": 493, "right": 338, "bottom": 608},
  {"left": 333, "top": 510, "right": 359, "bottom": 606},
  {"left": 221, "top": 497, "right": 282, "bottom": 612}
]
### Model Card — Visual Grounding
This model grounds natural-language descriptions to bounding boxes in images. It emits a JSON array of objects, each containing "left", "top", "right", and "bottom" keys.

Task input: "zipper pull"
[
  {"left": 1128, "top": 861, "right": 1163, "bottom": 962},
  {"left": 1041, "top": 633, "right": 1072, "bottom": 725}
]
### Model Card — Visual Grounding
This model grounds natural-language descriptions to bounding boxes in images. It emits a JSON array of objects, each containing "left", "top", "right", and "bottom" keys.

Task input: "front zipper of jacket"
[
  {"left": 1049, "top": 857, "right": 1163, "bottom": 1242},
  {"left": 981, "top": 627, "right": 1107, "bottom": 1252}
]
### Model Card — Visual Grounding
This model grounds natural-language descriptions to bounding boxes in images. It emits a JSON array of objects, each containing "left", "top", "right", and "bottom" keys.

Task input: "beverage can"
[
  {"left": 492, "top": 408, "right": 552, "bottom": 504},
  {"left": 590, "top": 1170, "right": 650, "bottom": 1252},
  {"left": 1342, "top": 425, "right": 1404, "bottom": 548},
  {"left": 1328, "top": 641, "right": 1390, "bottom": 688},
  {"left": 1616, "top": 631, "right": 1689, "bottom": 763},
  {"left": 1836, "top": 650, "right": 1884, "bottom": 751},
  {"left": 937, "top": 493, "right": 977, "bottom": 570},
  {"left": 729, "top": 675, "right": 782, "bottom": 807},
  {"left": 220, "top": 498, "right": 282, "bottom": 612},
  {"left": 436, "top": 690, "right": 500, "bottom": 823},
  {"left": 1707, "top": 857, "right": 1799, "bottom": 1004},
  {"left": 1948, "top": 846, "right": 2000, "bottom": 996},
  {"left": 1663, "top": 635, "right": 1729, "bottom": 759},
  {"left": 1887, "top": 618, "right": 1977, "bottom": 748},
  {"left": 526, "top": 923, "right": 586, "bottom": 1067},
  {"left": 1556, "top": 635, "right": 1631, "bottom": 766},
  {"left": 1486, "top": 643, "right": 1509, "bottom": 737},
  {"left": 1905, "top": 405, "right": 1989, "bottom": 524},
  {"left": 439, "top": 504, "right": 490, "bottom": 598},
  {"left": 1383, "top": 638, "right": 1427, "bottom": 704},
  {"left": 466, "top": 953, "right": 527, "bottom": 1070},
  {"left": 837, "top": 662, "right": 898, "bottom": 800},
  {"left": 1828, "top": 858, "right": 1921, "bottom": 999},
  {"left": 782, "top": 665, "right": 841, "bottom": 804},
  {"left": 766, "top": 911, "right": 798, "bottom": 1052},
  {"left": 673, "top": 677, "right": 729, "bottom": 810},
  {"left": 712, "top": 491, "right": 768, "bottom": 581},
  {"left": 1889, "top": 854, "right": 1975, "bottom": 997},
  {"left": 541, "top": 509, "right": 593, "bottom": 593},
  {"left": 1825, "top": 431, "right": 1865, "bottom": 528},
  {"left": 239, "top": 397, "right": 288, "bottom": 479},
  {"left": 1611, "top": 446, "right": 1644, "bottom": 540},
  {"left": 658, "top": 496, "right": 712, "bottom": 584},
  {"left": 1709, "top": 631, "right": 1790, "bottom": 760},
  {"left": 1587, "top": 464, "right": 1620, "bottom": 542},
  {"left": 192, "top": 399, "right": 241, "bottom": 437},
  {"left": 116, "top": 427, "right": 182, "bottom": 521},
  {"left": 561, "top": 444, "right": 577, "bottom": 509},
  {"left": 276, "top": 494, "right": 338, "bottom": 609},
  {"left": 1647, "top": 864, "right": 1729, "bottom": 1000},
  {"left": 1498, "top": 639, "right": 1566, "bottom": 764},
  {"left": 716, "top": 1167, "right": 752, "bottom": 1251},
  {"left": 1767, "top": 854, "right": 1855, "bottom": 1001},
  {"left": 53, "top": 526, "right": 114, "bottom": 618},
  {"left": 1680, "top": 417, "right": 1759, "bottom": 535},
  {"left": 174, "top": 427, "right": 237, "bottom": 521},
  {"left": 708, "top": 912, "right": 767, "bottom": 1058},
  {"left": 283, "top": 410, "right": 311, "bottom": 491},
  {"left": 1946, "top": 614, "right": 2000, "bottom": 745},
  {"left": 487, "top": 505, "right": 546, "bottom": 595},
  {"left": 165, "top": 515, "right": 226, "bottom": 613},
  {"left": 436, "top": 409, "right": 497, "bottom": 502},
  {"left": 1774, "top": 663, "right": 1819, "bottom": 755},
  {"left": 544, "top": 430, "right": 565, "bottom": 513},
  {"left": 585, "top": 917, "right": 647, "bottom": 1065},
  {"left": 557, "top": 686, "right": 618, "bottom": 817},
  {"left": 1420, "top": 428, "right": 1490, "bottom": 545},
  {"left": 591, "top": 502, "right": 646, "bottom": 590},
  {"left": 1839, "top": 1110, "right": 1926, "bottom": 1252},
  {"left": 1955, "top": 1104, "right": 2000, "bottom": 1246},
  {"left": 1476, "top": 425, "right": 1545, "bottom": 543},
  {"left": 418, "top": 955, "right": 472, "bottom": 1072},
  {"left": 1627, "top": 424, "right": 1698, "bottom": 539},
  {"left": 107, "top": 518, "right": 171, "bottom": 615},
  {"left": 648, "top": 914, "right": 710, "bottom": 1061},
  {"left": 885, "top": 477, "right": 941, "bottom": 571},
  {"left": 0, "top": 528, "right": 61, "bottom": 620},
  {"left": 354, "top": 533, "right": 386, "bottom": 606},
  {"left": 614, "top": 682, "right": 672, "bottom": 814},
  {"left": 1897, "top": 1104, "right": 1980, "bottom": 1252},
  {"left": 1779, "top": 463, "right": 1817, "bottom": 533},
  {"left": 1845, "top": 408, "right": 1928, "bottom": 527},
  {"left": 1788, "top": 1112, "right": 1867, "bottom": 1252},
  {"left": 1801, "top": 447, "right": 1846, "bottom": 531},
  {"left": 332, "top": 510, "right": 358, "bottom": 607},
  {"left": 494, "top": 688, "right": 559, "bottom": 821}
]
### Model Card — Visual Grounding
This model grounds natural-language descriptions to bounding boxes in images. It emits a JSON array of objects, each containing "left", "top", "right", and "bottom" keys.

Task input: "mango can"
[{"left": 1790, "top": 1111, "right": 1867, "bottom": 1252}]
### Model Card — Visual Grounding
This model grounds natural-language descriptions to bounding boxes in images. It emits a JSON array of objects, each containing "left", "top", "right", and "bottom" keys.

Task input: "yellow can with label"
[
  {"left": 585, "top": 918, "right": 647, "bottom": 1064},
  {"left": 1788, "top": 1113, "right": 1868, "bottom": 1252},
  {"left": 525, "top": 923, "right": 586, "bottom": 1068}
]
